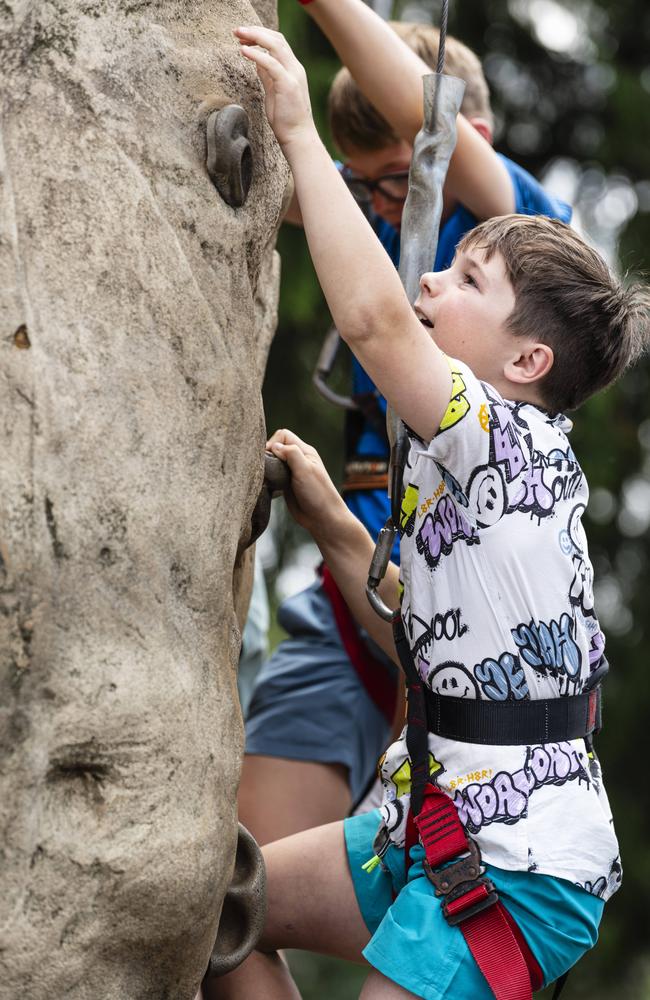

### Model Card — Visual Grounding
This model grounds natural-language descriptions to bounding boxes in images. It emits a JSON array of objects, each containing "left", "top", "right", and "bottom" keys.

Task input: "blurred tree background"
[{"left": 259, "top": 0, "right": 650, "bottom": 996}]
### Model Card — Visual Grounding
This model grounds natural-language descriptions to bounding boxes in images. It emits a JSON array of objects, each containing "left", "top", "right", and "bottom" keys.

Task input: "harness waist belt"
[{"left": 423, "top": 686, "right": 601, "bottom": 746}]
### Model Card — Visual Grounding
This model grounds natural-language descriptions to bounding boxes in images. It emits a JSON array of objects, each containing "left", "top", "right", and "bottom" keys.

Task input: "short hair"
[
  {"left": 328, "top": 21, "right": 493, "bottom": 155},
  {"left": 458, "top": 214, "right": 650, "bottom": 412}
]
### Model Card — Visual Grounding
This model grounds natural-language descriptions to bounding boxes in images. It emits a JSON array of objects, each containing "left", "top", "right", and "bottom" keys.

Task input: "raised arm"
[
  {"left": 236, "top": 26, "right": 452, "bottom": 442},
  {"left": 302, "top": 0, "right": 514, "bottom": 220}
]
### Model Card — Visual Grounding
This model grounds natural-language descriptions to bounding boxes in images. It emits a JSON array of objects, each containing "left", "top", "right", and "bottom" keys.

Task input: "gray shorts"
[{"left": 244, "top": 579, "right": 399, "bottom": 803}]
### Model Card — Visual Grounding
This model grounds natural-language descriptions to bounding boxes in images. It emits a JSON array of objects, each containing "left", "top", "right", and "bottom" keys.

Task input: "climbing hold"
[
  {"left": 263, "top": 451, "right": 290, "bottom": 496},
  {"left": 206, "top": 105, "right": 253, "bottom": 208},
  {"left": 14, "top": 324, "right": 30, "bottom": 349},
  {"left": 248, "top": 451, "right": 291, "bottom": 548},
  {"left": 203, "top": 823, "right": 267, "bottom": 979}
]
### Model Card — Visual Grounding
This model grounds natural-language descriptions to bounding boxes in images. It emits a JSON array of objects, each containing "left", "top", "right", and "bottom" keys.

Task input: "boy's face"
[
  {"left": 414, "top": 247, "right": 519, "bottom": 387},
  {"left": 344, "top": 140, "right": 412, "bottom": 229},
  {"left": 344, "top": 119, "right": 493, "bottom": 231}
]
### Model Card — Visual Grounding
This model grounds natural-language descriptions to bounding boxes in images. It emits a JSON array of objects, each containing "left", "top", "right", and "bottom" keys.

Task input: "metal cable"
[{"left": 437, "top": 0, "right": 449, "bottom": 75}]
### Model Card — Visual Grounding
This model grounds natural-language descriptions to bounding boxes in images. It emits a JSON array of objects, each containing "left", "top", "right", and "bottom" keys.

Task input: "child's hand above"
[
  {"left": 235, "top": 27, "right": 316, "bottom": 151},
  {"left": 266, "top": 429, "right": 351, "bottom": 541}
]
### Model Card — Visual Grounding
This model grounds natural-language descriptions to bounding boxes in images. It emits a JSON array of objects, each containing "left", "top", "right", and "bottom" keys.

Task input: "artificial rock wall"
[{"left": 0, "top": 1, "right": 288, "bottom": 996}]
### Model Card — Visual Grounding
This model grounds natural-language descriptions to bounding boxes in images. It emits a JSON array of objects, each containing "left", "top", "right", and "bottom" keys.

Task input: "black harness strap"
[
  {"left": 422, "top": 683, "right": 602, "bottom": 746},
  {"left": 394, "top": 610, "right": 604, "bottom": 750},
  {"left": 392, "top": 611, "right": 429, "bottom": 817}
]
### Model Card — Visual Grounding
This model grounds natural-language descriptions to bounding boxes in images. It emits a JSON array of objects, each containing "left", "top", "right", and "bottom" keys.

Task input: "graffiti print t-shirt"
[{"left": 378, "top": 357, "right": 621, "bottom": 901}]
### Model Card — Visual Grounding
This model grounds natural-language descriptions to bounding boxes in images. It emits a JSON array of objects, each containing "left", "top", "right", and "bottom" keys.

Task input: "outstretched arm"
[
  {"left": 301, "top": 0, "right": 514, "bottom": 220},
  {"left": 236, "top": 26, "right": 451, "bottom": 442},
  {"left": 267, "top": 430, "right": 398, "bottom": 656}
]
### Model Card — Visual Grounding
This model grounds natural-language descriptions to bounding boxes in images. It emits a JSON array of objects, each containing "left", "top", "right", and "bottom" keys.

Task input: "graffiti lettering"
[
  {"left": 510, "top": 463, "right": 555, "bottom": 520},
  {"left": 512, "top": 613, "right": 582, "bottom": 681},
  {"left": 474, "top": 652, "right": 530, "bottom": 701},
  {"left": 419, "top": 481, "right": 445, "bottom": 517},
  {"left": 411, "top": 608, "right": 469, "bottom": 656},
  {"left": 578, "top": 857, "right": 622, "bottom": 899},
  {"left": 552, "top": 469, "right": 583, "bottom": 504},
  {"left": 454, "top": 742, "right": 590, "bottom": 834},
  {"left": 449, "top": 768, "right": 494, "bottom": 790},
  {"left": 415, "top": 495, "right": 478, "bottom": 569},
  {"left": 435, "top": 462, "right": 469, "bottom": 508},
  {"left": 490, "top": 400, "right": 526, "bottom": 482},
  {"left": 588, "top": 629, "right": 605, "bottom": 668}
]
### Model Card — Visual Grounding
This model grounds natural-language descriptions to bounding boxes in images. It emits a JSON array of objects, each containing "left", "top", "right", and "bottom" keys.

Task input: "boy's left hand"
[
  {"left": 235, "top": 26, "right": 316, "bottom": 150},
  {"left": 266, "top": 429, "right": 350, "bottom": 540}
]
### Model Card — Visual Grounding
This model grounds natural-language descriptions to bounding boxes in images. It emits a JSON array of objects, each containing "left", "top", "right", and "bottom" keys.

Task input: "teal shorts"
[{"left": 344, "top": 809, "right": 604, "bottom": 1000}]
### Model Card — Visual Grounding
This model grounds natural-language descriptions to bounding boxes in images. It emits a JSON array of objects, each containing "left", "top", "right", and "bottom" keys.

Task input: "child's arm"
[
  {"left": 267, "top": 429, "right": 398, "bottom": 656},
  {"left": 236, "top": 26, "right": 452, "bottom": 442},
  {"left": 301, "top": 0, "right": 514, "bottom": 220}
]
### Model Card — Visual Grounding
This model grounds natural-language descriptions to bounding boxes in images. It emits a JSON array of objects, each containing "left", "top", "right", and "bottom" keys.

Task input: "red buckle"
[{"left": 442, "top": 877, "right": 498, "bottom": 926}]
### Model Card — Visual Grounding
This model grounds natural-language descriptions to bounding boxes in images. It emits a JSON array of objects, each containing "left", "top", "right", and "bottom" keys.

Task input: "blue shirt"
[{"left": 344, "top": 154, "right": 571, "bottom": 554}]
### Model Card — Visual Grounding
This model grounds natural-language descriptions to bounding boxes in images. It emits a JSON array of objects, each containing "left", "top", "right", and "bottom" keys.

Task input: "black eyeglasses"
[{"left": 341, "top": 168, "right": 410, "bottom": 204}]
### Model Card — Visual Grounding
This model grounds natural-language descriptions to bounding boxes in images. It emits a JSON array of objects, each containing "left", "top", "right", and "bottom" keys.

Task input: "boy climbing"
[
  {"left": 207, "top": 23, "right": 649, "bottom": 1000},
  {"left": 242, "top": 0, "right": 571, "bottom": 845}
]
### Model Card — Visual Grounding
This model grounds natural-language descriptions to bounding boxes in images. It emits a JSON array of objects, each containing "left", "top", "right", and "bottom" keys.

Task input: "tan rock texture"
[{"left": 0, "top": 1, "right": 288, "bottom": 997}]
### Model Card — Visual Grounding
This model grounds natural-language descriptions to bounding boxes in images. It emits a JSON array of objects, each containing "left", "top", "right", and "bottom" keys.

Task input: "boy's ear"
[
  {"left": 467, "top": 116, "right": 493, "bottom": 146},
  {"left": 505, "top": 342, "right": 554, "bottom": 387}
]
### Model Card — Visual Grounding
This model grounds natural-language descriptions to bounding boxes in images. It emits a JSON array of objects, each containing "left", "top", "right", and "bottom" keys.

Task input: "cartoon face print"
[
  {"left": 428, "top": 661, "right": 479, "bottom": 699},
  {"left": 466, "top": 465, "right": 506, "bottom": 528}
]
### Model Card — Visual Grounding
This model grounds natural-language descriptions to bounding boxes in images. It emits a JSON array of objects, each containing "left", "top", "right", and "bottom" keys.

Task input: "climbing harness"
[{"left": 392, "top": 610, "right": 604, "bottom": 1000}]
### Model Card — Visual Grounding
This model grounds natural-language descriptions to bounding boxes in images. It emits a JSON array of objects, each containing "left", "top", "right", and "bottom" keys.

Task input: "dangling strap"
[{"left": 391, "top": 610, "right": 428, "bottom": 816}]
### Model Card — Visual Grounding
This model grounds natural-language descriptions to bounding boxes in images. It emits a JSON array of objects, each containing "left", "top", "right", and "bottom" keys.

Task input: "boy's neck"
[{"left": 490, "top": 377, "right": 550, "bottom": 412}]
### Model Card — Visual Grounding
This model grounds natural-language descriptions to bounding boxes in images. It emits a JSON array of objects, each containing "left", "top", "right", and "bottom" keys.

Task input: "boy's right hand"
[
  {"left": 266, "top": 429, "right": 350, "bottom": 540},
  {"left": 235, "top": 27, "right": 316, "bottom": 151}
]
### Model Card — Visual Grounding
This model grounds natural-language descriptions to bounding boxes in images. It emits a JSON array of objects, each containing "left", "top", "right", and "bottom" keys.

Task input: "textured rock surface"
[{"left": 0, "top": 1, "right": 288, "bottom": 997}]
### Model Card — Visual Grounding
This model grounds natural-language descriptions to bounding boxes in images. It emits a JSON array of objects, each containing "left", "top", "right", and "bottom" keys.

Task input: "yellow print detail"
[
  {"left": 388, "top": 753, "right": 443, "bottom": 797},
  {"left": 400, "top": 484, "right": 419, "bottom": 536},
  {"left": 419, "top": 481, "right": 445, "bottom": 517},
  {"left": 478, "top": 403, "right": 490, "bottom": 432},
  {"left": 448, "top": 768, "right": 494, "bottom": 791},
  {"left": 440, "top": 367, "right": 470, "bottom": 432}
]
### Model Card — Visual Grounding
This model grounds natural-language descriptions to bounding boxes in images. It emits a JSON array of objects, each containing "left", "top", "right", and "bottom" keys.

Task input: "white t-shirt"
[{"left": 378, "top": 358, "right": 621, "bottom": 901}]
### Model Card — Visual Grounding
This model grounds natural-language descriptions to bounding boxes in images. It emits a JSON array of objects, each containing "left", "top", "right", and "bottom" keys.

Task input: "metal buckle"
[
  {"left": 424, "top": 838, "right": 483, "bottom": 895},
  {"left": 423, "top": 838, "right": 498, "bottom": 926}
]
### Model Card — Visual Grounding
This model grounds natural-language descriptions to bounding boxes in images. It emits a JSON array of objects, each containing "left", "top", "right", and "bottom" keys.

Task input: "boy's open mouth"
[{"left": 414, "top": 306, "right": 434, "bottom": 329}]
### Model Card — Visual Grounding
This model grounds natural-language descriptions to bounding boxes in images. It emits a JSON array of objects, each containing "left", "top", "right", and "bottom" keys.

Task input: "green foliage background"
[{"left": 261, "top": 1, "right": 650, "bottom": 995}]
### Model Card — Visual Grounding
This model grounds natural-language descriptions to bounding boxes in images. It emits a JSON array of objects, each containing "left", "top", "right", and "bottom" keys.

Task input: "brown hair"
[
  {"left": 328, "top": 21, "right": 493, "bottom": 155},
  {"left": 458, "top": 214, "right": 650, "bottom": 412}
]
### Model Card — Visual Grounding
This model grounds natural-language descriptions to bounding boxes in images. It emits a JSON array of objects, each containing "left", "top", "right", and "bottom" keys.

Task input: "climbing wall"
[{"left": 0, "top": 1, "right": 288, "bottom": 996}]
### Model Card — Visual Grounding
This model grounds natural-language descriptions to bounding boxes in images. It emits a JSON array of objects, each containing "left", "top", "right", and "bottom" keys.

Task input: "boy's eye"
[{"left": 463, "top": 273, "right": 478, "bottom": 288}]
